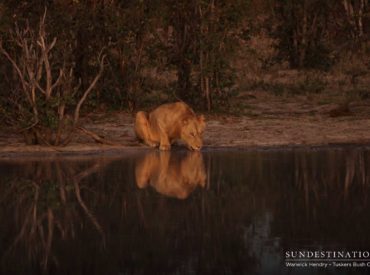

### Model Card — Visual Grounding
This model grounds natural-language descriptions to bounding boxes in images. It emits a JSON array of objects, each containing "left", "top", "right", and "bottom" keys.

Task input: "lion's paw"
[{"left": 159, "top": 144, "right": 171, "bottom": 151}]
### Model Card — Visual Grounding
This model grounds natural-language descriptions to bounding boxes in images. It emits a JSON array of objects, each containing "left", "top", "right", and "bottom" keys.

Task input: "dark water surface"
[{"left": 0, "top": 146, "right": 370, "bottom": 275}]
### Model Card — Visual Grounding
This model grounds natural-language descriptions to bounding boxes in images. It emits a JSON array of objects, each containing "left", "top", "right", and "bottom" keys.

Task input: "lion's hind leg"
[{"left": 135, "top": 111, "right": 157, "bottom": 147}]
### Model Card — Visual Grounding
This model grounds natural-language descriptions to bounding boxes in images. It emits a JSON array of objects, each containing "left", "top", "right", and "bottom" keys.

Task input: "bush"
[{"left": 0, "top": 10, "right": 105, "bottom": 145}]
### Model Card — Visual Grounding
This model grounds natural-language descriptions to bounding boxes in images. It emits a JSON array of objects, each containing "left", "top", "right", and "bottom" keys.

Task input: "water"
[{"left": 0, "top": 146, "right": 369, "bottom": 275}]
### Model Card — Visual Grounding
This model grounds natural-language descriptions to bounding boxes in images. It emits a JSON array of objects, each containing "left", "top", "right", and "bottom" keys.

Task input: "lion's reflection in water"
[{"left": 135, "top": 151, "right": 207, "bottom": 199}]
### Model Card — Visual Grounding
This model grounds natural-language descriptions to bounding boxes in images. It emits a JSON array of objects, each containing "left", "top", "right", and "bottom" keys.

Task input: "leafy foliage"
[{"left": 0, "top": 0, "right": 369, "bottom": 144}]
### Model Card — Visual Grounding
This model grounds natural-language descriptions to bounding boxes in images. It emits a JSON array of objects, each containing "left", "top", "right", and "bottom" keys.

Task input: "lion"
[
  {"left": 135, "top": 151, "right": 207, "bottom": 199},
  {"left": 134, "top": 102, "right": 205, "bottom": 151}
]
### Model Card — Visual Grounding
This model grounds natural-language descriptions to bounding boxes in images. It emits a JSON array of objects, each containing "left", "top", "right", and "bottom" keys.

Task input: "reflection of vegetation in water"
[
  {"left": 275, "top": 148, "right": 370, "bottom": 247},
  {"left": 204, "top": 148, "right": 370, "bottom": 273},
  {"left": 0, "top": 160, "right": 110, "bottom": 273},
  {"left": 0, "top": 148, "right": 369, "bottom": 274},
  {"left": 206, "top": 148, "right": 370, "bottom": 249}
]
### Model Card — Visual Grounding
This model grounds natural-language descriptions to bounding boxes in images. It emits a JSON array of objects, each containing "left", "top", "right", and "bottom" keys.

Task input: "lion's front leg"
[
  {"left": 135, "top": 111, "right": 157, "bottom": 147},
  {"left": 157, "top": 122, "right": 171, "bottom": 151},
  {"left": 159, "top": 133, "right": 171, "bottom": 150}
]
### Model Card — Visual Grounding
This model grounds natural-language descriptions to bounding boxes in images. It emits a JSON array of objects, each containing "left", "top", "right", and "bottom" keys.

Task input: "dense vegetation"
[{"left": 0, "top": 0, "right": 369, "bottom": 145}]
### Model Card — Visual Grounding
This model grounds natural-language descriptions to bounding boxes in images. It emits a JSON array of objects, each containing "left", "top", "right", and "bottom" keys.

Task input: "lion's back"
[
  {"left": 149, "top": 102, "right": 195, "bottom": 133},
  {"left": 151, "top": 102, "right": 193, "bottom": 119}
]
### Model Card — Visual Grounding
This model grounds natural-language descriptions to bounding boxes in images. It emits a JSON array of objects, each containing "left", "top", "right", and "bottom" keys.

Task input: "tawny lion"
[{"left": 134, "top": 102, "right": 205, "bottom": 151}]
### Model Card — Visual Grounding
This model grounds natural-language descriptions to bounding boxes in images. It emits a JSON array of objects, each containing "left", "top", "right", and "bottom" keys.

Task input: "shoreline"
[
  {"left": 1, "top": 95, "right": 370, "bottom": 159},
  {"left": 1, "top": 140, "right": 369, "bottom": 159}
]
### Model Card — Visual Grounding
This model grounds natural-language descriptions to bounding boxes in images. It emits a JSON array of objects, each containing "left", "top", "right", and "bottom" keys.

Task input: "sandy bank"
[{"left": 1, "top": 95, "right": 369, "bottom": 158}]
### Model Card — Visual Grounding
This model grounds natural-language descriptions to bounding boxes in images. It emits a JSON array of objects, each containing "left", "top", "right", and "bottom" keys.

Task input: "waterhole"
[{"left": 0, "top": 146, "right": 369, "bottom": 274}]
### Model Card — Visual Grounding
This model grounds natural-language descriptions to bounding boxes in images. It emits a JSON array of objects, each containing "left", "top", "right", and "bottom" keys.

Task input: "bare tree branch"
[
  {"left": 77, "top": 127, "right": 119, "bottom": 145},
  {"left": 0, "top": 42, "right": 32, "bottom": 105},
  {"left": 73, "top": 54, "right": 106, "bottom": 126}
]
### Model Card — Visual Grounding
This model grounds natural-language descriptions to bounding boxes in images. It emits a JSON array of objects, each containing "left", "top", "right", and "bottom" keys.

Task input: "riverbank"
[{"left": 1, "top": 92, "right": 370, "bottom": 157}]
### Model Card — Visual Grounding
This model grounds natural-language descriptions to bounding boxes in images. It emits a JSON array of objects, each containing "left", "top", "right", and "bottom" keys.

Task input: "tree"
[
  {"left": 274, "top": 0, "right": 333, "bottom": 69},
  {"left": 342, "top": 0, "right": 368, "bottom": 41},
  {"left": 163, "top": 0, "right": 248, "bottom": 110},
  {"left": 0, "top": 10, "right": 105, "bottom": 145}
]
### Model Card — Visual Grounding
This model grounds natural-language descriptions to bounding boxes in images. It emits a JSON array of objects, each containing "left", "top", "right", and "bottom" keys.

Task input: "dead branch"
[
  {"left": 73, "top": 54, "right": 106, "bottom": 126},
  {"left": 19, "top": 119, "right": 40, "bottom": 132},
  {"left": 37, "top": 10, "right": 59, "bottom": 100},
  {"left": 0, "top": 42, "right": 32, "bottom": 105},
  {"left": 77, "top": 126, "right": 119, "bottom": 146}
]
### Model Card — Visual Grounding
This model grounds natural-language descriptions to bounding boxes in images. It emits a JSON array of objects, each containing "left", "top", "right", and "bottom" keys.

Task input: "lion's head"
[{"left": 180, "top": 115, "right": 205, "bottom": 151}]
